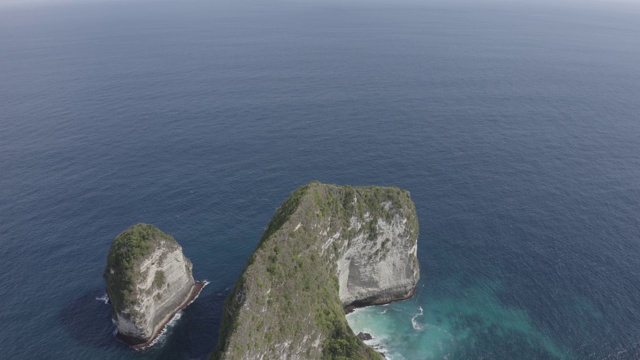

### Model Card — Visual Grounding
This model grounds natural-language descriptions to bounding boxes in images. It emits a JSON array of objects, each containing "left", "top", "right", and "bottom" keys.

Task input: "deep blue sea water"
[{"left": 1, "top": 0, "right": 640, "bottom": 359}]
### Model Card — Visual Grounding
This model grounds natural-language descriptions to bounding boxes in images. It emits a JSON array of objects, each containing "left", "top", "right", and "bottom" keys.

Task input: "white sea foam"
[
  {"left": 387, "top": 354, "right": 408, "bottom": 360},
  {"left": 411, "top": 306, "right": 424, "bottom": 331},
  {"left": 141, "top": 311, "right": 183, "bottom": 349},
  {"left": 134, "top": 280, "right": 208, "bottom": 350},
  {"left": 96, "top": 293, "right": 110, "bottom": 304},
  {"left": 111, "top": 319, "right": 118, "bottom": 336},
  {"left": 346, "top": 306, "right": 400, "bottom": 359},
  {"left": 185, "top": 280, "right": 209, "bottom": 307}
]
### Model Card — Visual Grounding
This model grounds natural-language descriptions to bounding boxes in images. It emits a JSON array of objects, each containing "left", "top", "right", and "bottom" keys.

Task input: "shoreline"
[
  {"left": 343, "top": 287, "right": 416, "bottom": 359},
  {"left": 117, "top": 280, "right": 208, "bottom": 350},
  {"left": 343, "top": 286, "right": 417, "bottom": 359}
]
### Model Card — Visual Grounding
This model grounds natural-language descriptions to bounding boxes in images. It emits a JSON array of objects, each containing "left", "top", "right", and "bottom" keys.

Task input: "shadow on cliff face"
[
  {"left": 58, "top": 289, "right": 126, "bottom": 351},
  {"left": 58, "top": 286, "right": 228, "bottom": 359}
]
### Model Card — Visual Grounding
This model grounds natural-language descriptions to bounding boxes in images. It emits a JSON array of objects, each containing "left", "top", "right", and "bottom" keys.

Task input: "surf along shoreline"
[{"left": 115, "top": 280, "right": 208, "bottom": 350}]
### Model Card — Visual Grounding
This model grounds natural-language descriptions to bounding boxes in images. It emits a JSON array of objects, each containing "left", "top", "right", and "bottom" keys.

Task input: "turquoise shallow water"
[
  {"left": 1, "top": 0, "right": 640, "bottom": 359},
  {"left": 348, "top": 280, "right": 570, "bottom": 360}
]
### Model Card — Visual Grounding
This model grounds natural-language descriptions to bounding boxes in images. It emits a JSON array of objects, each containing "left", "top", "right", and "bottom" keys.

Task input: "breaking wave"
[
  {"left": 134, "top": 280, "right": 209, "bottom": 350},
  {"left": 411, "top": 306, "right": 424, "bottom": 331},
  {"left": 96, "top": 293, "right": 109, "bottom": 305},
  {"left": 138, "top": 312, "right": 183, "bottom": 350}
]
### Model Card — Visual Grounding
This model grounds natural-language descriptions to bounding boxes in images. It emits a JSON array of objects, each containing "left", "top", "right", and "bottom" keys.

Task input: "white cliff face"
[
  {"left": 105, "top": 224, "right": 196, "bottom": 345},
  {"left": 337, "top": 215, "right": 419, "bottom": 306},
  {"left": 112, "top": 242, "right": 195, "bottom": 341},
  {"left": 212, "top": 183, "right": 419, "bottom": 360}
]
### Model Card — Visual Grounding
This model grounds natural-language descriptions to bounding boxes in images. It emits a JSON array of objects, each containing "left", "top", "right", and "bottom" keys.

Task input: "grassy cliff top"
[
  {"left": 212, "top": 182, "right": 418, "bottom": 360},
  {"left": 105, "top": 223, "right": 178, "bottom": 314}
]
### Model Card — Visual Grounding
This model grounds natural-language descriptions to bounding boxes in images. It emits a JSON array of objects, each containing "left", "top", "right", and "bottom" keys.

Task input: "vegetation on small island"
[
  {"left": 211, "top": 182, "right": 418, "bottom": 360},
  {"left": 104, "top": 224, "right": 177, "bottom": 315},
  {"left": 153, "top": 270, "right": 166, "bottom": 289}
]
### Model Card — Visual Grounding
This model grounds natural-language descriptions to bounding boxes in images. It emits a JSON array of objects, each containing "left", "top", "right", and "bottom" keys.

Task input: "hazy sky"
[
  {"left": 1, "top": 0, "right": 639, "bottom": 15},
  {"left": 2, "top": 0, "right": 640, "bottom": 5}
]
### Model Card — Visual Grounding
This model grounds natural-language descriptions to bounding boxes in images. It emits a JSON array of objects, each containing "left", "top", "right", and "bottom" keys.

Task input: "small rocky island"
[
  {"left": 104, "top": 223, "right": 205, "bottom": 348},
  {"left": 212, "top": 182, "right": 420, "bottom": 360}
]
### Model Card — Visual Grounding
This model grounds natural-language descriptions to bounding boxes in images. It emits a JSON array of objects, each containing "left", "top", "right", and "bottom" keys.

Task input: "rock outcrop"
[
  {"left": 211, "top": 182, "right": 419, "bottom": 360},
  {"left": 104, "top": 223, "right": 202, "bottom": 347}
]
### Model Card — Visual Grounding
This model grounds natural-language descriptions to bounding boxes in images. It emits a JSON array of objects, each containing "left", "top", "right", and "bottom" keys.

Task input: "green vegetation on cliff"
[
  {"left": 211, "top": 182, "right": 419, "bottom": 360},
  {"left": 104, "top": 223, "right": 177, "bottom": 314}
]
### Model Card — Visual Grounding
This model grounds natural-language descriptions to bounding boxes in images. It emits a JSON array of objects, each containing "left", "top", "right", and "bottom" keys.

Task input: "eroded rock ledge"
[
  {"left": 104, "top": 223, "right": 202, "bottom": 347},
  {"left": 211, "top": 182, "right": 420, "bottom": 360}
]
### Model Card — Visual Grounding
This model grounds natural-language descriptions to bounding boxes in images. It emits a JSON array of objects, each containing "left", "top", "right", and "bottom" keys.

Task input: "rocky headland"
[
  {"left": 211, "top": 182, "right": 420, "bottom": 360},
  {"left": 104, "top": 223, "right": 205, "bottom": 348}
]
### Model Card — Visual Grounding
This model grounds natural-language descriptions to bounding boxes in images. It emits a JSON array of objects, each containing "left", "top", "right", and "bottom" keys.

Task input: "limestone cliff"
[
  {"left": 211, "top": 182, "right": 419, "bottom": 360},
  {"left": 104, "top": 224, "right": 199, "bottom": 346}
]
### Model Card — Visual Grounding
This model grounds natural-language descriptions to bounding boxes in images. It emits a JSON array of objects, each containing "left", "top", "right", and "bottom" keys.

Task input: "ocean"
[{"left": 1, "top": 0, "right": 640, "bottom": 359}]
